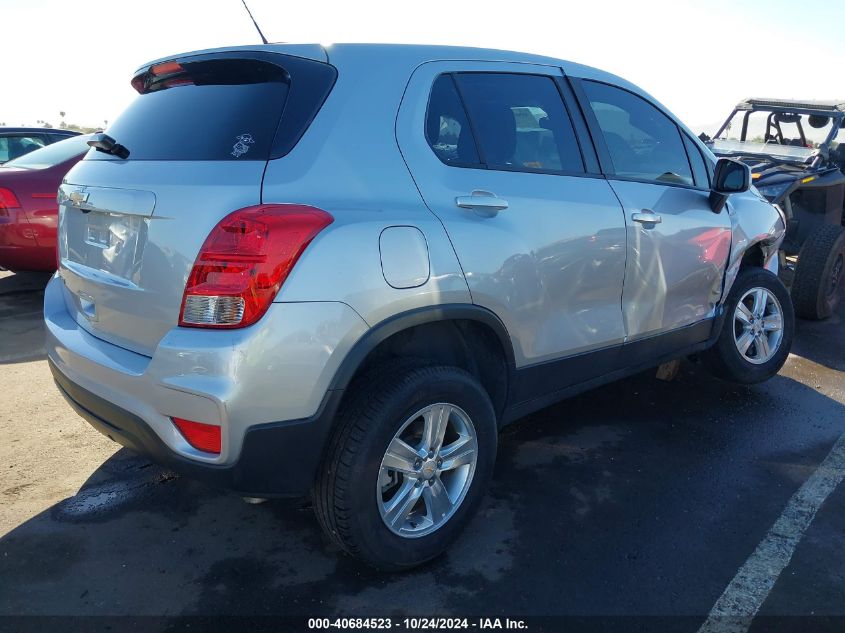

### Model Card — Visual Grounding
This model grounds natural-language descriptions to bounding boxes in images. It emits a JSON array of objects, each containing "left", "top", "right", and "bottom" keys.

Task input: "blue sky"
[{"left": 2, "top": 0, "right": 844, "bottom": 132}]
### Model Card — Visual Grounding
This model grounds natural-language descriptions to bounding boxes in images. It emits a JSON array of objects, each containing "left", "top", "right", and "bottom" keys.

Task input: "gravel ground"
[{"left": 0, "top": 271, "right": 117, "bottom": 535}]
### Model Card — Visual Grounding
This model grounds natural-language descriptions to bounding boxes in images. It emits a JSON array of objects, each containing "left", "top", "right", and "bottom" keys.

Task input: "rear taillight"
[
  {"left": 179, "top": 204, "right": 333, "bottom": 329},
  {"left": 0, "top": 187, "right": 21, "bottom": 210},
  {"left": 172, "top": 417, "right": 221, "bottom": 454}
]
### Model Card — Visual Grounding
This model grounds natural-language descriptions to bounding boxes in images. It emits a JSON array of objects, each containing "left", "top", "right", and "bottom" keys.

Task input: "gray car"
[{"left": 45, "top": 44, "right": 792, "bottom": 570}]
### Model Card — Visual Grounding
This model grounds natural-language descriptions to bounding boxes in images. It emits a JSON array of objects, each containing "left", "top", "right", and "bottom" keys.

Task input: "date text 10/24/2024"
[{"left": 308, "top": 618, "right": 529, "bottom": 630}]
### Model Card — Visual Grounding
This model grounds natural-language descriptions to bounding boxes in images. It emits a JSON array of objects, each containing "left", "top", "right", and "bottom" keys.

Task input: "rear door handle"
[
  {"left": 631, "top": 210, "right": 662, "bottom": 225},
  {"left": 455, "top": 190, "right": 508, "bottom": 216}
]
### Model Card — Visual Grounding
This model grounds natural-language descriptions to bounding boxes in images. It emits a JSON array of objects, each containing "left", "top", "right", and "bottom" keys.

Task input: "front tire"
[
  {"left": 703, "top": 267, "right": 794, "bottom": 384},
  {"left": 313, "top": 364, "right": 497, "bottom": 570}
]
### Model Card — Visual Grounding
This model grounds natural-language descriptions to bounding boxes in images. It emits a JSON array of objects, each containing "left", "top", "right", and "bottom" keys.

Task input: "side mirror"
[{"left": 710, "top": 158, "right": 750, "bottom": 213}]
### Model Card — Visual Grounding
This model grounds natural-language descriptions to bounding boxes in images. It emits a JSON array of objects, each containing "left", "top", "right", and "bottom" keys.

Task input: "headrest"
[{"left": 475, "top": 104, "right": 516, "bottom": 165}]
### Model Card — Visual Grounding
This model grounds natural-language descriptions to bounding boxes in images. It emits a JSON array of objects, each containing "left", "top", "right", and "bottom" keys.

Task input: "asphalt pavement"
[{"left": 0, "top": 270, "right": 843, "bottom": 632}]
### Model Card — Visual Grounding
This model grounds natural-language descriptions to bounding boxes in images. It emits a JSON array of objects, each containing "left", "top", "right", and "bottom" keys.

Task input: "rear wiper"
[{"left": 87, "top": 133, "right": 130, "bottom": 159}]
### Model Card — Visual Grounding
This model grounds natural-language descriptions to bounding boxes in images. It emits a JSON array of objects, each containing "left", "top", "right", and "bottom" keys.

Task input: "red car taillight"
[
  {"left": 178, "top": 204, "right": 333, "bottom": 329},
  {"left": 0, "top": 187, "right": 21, "bottom": 212}
]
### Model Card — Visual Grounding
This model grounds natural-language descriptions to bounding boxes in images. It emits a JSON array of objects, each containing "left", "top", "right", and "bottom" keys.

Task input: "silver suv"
[{"left": 46, "top": 44, "right": 793, "bottom": 570}]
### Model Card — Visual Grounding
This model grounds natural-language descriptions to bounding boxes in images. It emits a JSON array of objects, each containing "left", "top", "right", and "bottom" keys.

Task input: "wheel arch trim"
[{"left": 327, "top": 304, "right": 516, "bottom": 392}]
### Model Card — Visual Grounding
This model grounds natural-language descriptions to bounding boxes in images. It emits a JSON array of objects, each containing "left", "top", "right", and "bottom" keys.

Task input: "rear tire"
[
  {"left": 313, "top": 363, "right": 497, "bottom": 571},
  {"left": 791, "top": 224, "right": 845, "bottom": 320},
  {"left": 703, "top": 267, "right": 794, "bottom": 384}
]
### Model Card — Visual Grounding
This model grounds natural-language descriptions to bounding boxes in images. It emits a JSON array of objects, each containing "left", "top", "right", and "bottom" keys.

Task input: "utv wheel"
[
  {"left": 791, "top": 224, "right": 845, "bottom": 320},
  {"left": 313, "top": 364, "right": 497, "bottom": 570},
  {"left": 703, "top": 267, "right": 794, "bottom": 384}
]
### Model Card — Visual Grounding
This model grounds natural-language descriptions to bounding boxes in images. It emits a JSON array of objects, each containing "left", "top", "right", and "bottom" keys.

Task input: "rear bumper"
[
  {"left": 0, "top": 245, "right": 56, "bottom": 272},
  {"left": 0, "top": 209, "right": 54, "bottom": 272},
  {"left": 44, "top": 273, "right": 368, "bottom": 496},
  {"left": 50, "top": 357, "right": 341, "bottom": 496}
]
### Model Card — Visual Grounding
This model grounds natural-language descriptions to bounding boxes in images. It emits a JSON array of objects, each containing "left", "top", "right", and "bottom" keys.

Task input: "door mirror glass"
[
  {"left": 709, "top": 157, "right": 750, "bottom": 213},
  {"left": 713, "top": 158, "right": 750, "bottom": 194}
]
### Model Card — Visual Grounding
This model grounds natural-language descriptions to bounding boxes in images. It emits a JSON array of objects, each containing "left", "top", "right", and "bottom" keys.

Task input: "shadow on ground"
[
  {"left": 792, "top": 309, "right": 845, "bottom": 373},
  {"left": 1, "top": 354, "right": 843, "bottom": 620},
  {"left": 0, "top": 271, "right": 51, "bottom": 364},
  {"left": 0, "top": 281, "right": 843, "bottom": 622}
]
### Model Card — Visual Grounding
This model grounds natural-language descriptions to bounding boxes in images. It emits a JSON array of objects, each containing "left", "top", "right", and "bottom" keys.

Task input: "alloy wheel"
[
  {"left": 733, "top": 287, "right": 784, "bottom": 365},
  {"left": 377, "top": 403, "right": 478, "bottom": 538}
]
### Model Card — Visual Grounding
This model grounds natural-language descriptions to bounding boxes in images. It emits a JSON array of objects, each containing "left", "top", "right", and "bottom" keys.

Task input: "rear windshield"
[
  {"left": 4, "top": 134, "right": 91, "bottom": 169},
  {"left": 90, "top": 57, "right": 291, "bottom": 161}
]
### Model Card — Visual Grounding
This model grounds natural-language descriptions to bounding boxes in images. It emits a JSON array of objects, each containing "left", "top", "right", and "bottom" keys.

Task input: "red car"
[{"left": 0, "top": 134, "right": 91, "bottom": 272}]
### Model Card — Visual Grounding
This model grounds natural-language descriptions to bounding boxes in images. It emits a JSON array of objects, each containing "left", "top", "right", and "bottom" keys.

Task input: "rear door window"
[
  {"left": 582, "top": 81, "right": 694, "bottom": 186},
  {"left": 47, "top": 133, "right": 76, "bottom": 144},
  {"left": 4, "top": 134, "right": 91, "bottom": 169},
  {"left": 454, "top": 73, "right": 584, "bottom": 174},
  {"left": 426, "top": 74, "right": 481, "bottom": 167},
  {"left": 0, "top": 135, "right": 46, "bottom": 162}
]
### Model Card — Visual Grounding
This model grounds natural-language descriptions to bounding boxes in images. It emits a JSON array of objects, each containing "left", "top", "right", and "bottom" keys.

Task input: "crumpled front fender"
[{"left": 721, "top": 192, "right": 786, "bottom": 302}]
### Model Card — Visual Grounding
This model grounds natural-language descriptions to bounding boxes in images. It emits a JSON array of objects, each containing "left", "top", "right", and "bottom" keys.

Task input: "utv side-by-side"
[{"left": 703, "top": 98, "right": 845, "bottom": 319}]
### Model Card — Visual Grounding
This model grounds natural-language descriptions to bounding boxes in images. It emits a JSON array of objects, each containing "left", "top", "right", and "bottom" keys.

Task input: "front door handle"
[
  {"left": 631, "top": 210, "right": 662, "bottom": 225},
  {"left": 455, "top": 190, "right": 508, "bottom": 217}
]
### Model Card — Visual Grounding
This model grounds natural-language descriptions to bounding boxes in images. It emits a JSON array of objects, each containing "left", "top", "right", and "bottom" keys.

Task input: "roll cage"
[{"left": 713, "top": 98, "right": 845, "bottom": 156}]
